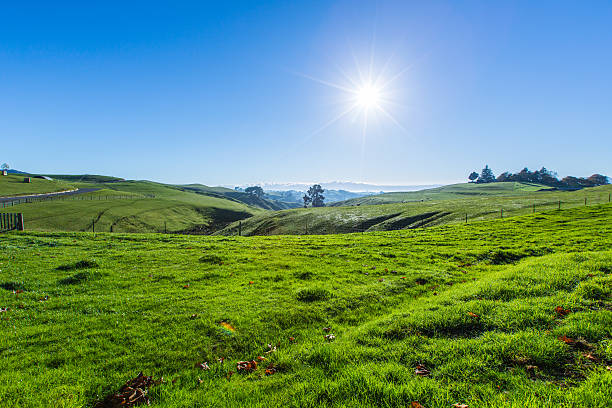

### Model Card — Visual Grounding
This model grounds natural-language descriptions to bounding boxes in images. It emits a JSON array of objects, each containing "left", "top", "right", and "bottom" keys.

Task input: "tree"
[
  {"left": 586, "top": 174, "right": 609, "bottom": 186},
  {"left": 1, "top": 163, "right": 8, "bottom": 171},
  {"left": 303, "top": 184, "right": 325, "bottom": 207},
  {"left": 477, "top": 165, "right": 496, "bottom": 183},
  {"left": 468, "top": 172, "right": 479, "bottom": 182},
  {"left": 245, "top": 186, "right": 264, "bottom": 198}
]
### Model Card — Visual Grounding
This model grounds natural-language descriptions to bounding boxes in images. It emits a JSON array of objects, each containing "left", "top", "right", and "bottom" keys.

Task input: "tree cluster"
[
  {"left": 245, "top": 186, "right": 264, "bottom": 199},
  {"left": 467, "top": 166, "right": 609, "bottom": 188}
]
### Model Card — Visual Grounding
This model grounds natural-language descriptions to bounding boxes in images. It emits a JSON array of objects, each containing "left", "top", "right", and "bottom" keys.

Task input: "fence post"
[
  {"left": 110, "top": 225, "right": 113, "bottom": 233},
  {"left": 533, "top": 203, "right": 535, "bottom": 213},
  {"left": 238, "top": 221, "right": 242, "bottom": 236},
  {"left": 17, "top": 213, "right": 24, "bottom": 230},
  {"left": 558, "top": 200, "right": 561, "bottom": 210},
  {"left": 92, "top": 218, "right": 95, "bottom": 233},
  {"left": 585, "top": 197, "right": 587, "bottom": 206},
  {"left": 500, "top": 208, "right": 503, "bottom": 218},
  {"left": 465, "top": 213, "right": 468, "bottom": 224}
]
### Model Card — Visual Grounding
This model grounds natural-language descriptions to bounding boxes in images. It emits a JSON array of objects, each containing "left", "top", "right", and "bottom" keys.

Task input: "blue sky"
[{"left": 1, "top": 1, "right": 611, "bottom": 186}]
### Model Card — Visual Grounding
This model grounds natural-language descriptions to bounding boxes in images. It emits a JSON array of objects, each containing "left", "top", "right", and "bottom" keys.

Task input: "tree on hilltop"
[
  {"left": 477, "top": 165, "right": 496, "bottom": 183},
  {"left": 245, "top": 186, "right": 264, "bottom": 198},
  {"left": 468, "top": 172, "right": 479, "bottom": 182},
  {"left": 1, "top": 163, "right": 8, "bottom": 171},
  {"left": 303, "top": 184, "right": 325, "bottom": 208}
]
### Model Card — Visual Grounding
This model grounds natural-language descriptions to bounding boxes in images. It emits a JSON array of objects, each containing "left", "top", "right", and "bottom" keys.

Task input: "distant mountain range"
[{"left": 232, "top": 181, "right": 442, "bottom": 193}]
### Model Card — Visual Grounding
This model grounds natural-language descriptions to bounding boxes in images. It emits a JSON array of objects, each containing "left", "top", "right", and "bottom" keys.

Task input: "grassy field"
[
  {"left": 0, "top": 174, "right": 74, "bottom": 197},
  {"left": 218, "top": 183, "right": 612, "bottom": 236},
  {"left": 333, "top": 182, "right": 551, "bottom": 206},
  {"left": 2, "top": 181, "right": 260, "bottom": 233},
  {"left": 0, "top": 204, "right": 610, "bottom": 407}
]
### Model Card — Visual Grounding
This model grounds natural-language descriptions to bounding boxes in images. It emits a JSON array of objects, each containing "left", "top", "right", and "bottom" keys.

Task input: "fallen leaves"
[
  {"left": 410, "top": 402, "right": 424, "bottom": 408},
  {"left": 194, "top": 362, "right": 210, "bottom": 370},
  {"left": 265, "top": 363, "right": 278, "bottom": 376},
  {"left": 95, "top": 372, "right": 158, "bottom": 408},
  {"left": 237, "top": 360, "right": 258, "bottom": 373},
  {"left": 324, "top": 334, "right": 336, "bottom": 342},
  {"left": 558, "top": 335, "right": 575, "bottom": 345},
  {"left": 467, "top": 312, "right": 479, "bottom": 318},
  {"left": 452, "top": 404, "right": 469, "bottom": 408},
  {"left": 415, "top": 364, "right": 430, "bottom": 376},
  {"left": 323, "top": 327, "right": 332, "bottom": 332},
  {"left": 554, "top": 306, "right": 571, "bottom": 317},
  {"left": 249, "top": 281, "right": 255, "bottom": 285}
]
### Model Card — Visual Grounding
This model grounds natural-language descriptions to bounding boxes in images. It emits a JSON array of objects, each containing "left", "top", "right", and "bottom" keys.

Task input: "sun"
[{"left": 355, "top": 83, "right": 381, "bottom": 109}]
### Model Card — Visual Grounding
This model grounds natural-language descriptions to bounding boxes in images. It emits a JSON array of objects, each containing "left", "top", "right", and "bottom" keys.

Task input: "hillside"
[
  {"left": 1, "top": 205, "right": 610, "bottom": 407},
  {"left": 0, "top": 174, "right": 75, "bottom": 197},
  {"left": 179, "top": 184, "right": 299, "bottom": 210},
  {"left": 332, "top": 182, "right": 548, "bottom": 206},
  {"left": 2, "top": 180, "right": 260, "bottom": 233},
  {"left": 217, "top": 184, "right": 612, "bottom": 236}
]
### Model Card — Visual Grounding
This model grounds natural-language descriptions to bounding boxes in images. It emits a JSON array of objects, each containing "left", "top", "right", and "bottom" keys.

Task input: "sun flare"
[{"left": 355, "top": 83, "right": 381, "bottom": 109}]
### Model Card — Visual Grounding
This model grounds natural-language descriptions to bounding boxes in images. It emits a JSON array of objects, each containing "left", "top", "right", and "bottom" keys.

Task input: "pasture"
[{"left": 0, "top": 204, "right": 610, "bottom": 407}]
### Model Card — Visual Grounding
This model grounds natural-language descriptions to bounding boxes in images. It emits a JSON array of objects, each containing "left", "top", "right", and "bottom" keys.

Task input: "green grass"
[
  {"left": 0, "top": 174, "right": 74, "bottom": 197},
  {"left": 219, "top": 184, "right": 612, "bottom": 236},
  {"left": 0, "top": 204, "right": 610, "bottom": 407},
  {"left": 2, "top": 180, "right": 260, "bottom": 233},
  {"left": 178, "top": 184, "right": 300, "bottom": 210},
  {"left": 334, "top": 182, "right": 552, "bottom": 206}
]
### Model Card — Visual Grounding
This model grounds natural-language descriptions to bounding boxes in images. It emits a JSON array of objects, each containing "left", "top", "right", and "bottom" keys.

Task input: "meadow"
[
  {"left": 0, "top": 204, "right": 610, "bottom": 407},
  {"left": 2, "top": 180, "right": 260, "bottom": 233},
  {"left": 218, "top": 183, "right": 612, "bottom": 236},
  {"left": 0, "top": 174, "right": 74, "bottom": 197}
]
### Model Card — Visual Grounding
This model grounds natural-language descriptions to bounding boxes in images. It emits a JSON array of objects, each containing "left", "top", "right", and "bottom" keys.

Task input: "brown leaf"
[
  {"left": 554, "top": 306, "right": 571, "bottom": 317},
  {"left": 415, "top": 364, "right": 430, "bottom": 376},
  {"left": 323, "top": 327, "right": 332, "bottom": 332},
  {"left": 452, "top": 404, "right": 469, "bottom": 408},
  {"left": 467, "top": 312, "right": 479, "bottom": 318},
  {"left": 583, "top": 353, "right": 599, "bottom": 363},
  {"left": 249, "top": 281, "right": 255, "bottom": 285},
  {"left": 411, "top": 402, "right": 424, "bottom": 408},
  {"left": 94, "top": 372, "right": 157, "bottom": 408},
  {"left": 237, "top": 360, "right": 258, "bottom": 373},
  {"left": 558, "top": 335, "right": 575, "bottom": 345}
]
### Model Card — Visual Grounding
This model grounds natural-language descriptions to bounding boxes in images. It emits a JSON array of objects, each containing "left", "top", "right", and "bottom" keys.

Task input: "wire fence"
[
  {"left": 0, "top": 194, "right": 155, "bottom": 208},
  {"left": 225, "top": 192, "right": 612, "bottom": 237}
]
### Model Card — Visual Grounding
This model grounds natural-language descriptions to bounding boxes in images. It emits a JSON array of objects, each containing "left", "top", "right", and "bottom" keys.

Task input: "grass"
[
  {"left": 1, "top": 180, "right": 260, "bottom": 233},
  {"left": 0, "top": 174, "right": 74, "bottom": 197},
  {"left": 218, "top": 183, "right": 612, "bottom": 236},
  {"left": 334, "top": 182, "right": 553, "bottom": 206},
  {"left": 0, "top": 204, "right": 610, "bottom": 407}
]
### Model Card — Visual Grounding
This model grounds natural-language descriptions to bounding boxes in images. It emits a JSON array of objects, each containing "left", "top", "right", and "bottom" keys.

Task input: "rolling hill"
[
  {"left": 216, "top": 183, "right": 612, "bottom": 236},
  {"left": 332, "top": 182, "right": 549, "bottom": 206},
  {"left": 0, "top": 174, "right": 75, "bottom": 197},
  {"left": 178, "top": 184, "right": 300, "bottom": 210}
]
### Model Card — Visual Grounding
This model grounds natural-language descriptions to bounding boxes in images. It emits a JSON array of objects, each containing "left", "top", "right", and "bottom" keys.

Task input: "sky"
[{"left": 1, "top": 1, "right": 611, "bottom": 186}]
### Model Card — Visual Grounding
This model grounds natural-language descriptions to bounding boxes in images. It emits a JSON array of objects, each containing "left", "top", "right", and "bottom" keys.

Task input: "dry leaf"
[
  {"left": 415, "top": 364, "right": 430, "bottom": 376},
  {"left": 554, "top": 306, "right": 571, "bottom": 317},
  {"left": 467, "top": 312, "right": 479, "bottom": 318}
]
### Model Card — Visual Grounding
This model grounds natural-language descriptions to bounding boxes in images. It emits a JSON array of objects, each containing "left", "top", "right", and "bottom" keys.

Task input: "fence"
[
  {"left": 0, "top": 213, "right": 24, "bottom": 232},
  {"left": 222, "top": 193, "right": 612, "bottom": 237},
  {"left": 0, "top": 194, "right": 154, "bottom": 208}
]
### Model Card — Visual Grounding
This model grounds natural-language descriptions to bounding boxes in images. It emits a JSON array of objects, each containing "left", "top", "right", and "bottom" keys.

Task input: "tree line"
[{"left": 468, "top": 165, "right": 609, "bottom": 188}]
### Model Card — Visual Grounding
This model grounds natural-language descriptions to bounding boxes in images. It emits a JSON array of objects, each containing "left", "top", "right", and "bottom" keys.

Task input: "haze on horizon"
[{"left": 1, "top": 1, "right": 611, "bottom": 186}]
